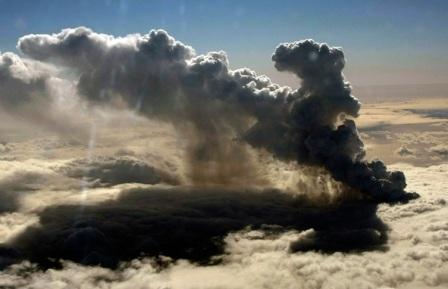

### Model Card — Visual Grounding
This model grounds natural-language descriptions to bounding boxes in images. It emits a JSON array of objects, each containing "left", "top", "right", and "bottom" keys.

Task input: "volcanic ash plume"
[
  {"left": 264, "top": 40, "right": 420, "bottom": 203},
  {"left": 17, "top": 27, "right": 419, "bottom": 202}
]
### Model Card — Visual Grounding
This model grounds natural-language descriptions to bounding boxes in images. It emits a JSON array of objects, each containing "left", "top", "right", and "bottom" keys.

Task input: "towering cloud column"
[{"left": 268, "top": 40, "right": 418, "bottom": 202}]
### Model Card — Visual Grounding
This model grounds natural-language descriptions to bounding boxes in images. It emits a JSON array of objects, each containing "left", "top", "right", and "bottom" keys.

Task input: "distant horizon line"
[{"left": 352, "top": 82, "right": 448, "bottom": 88}]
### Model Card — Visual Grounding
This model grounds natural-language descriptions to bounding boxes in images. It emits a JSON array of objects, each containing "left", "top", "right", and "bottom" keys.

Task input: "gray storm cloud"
[{"left": 17, "top": 27, "right": 419, "bottom": 202}]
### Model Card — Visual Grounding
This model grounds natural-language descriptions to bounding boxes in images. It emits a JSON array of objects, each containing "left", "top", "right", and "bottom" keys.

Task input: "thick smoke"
[
  {"left": 18, "top": 28, "right": 286, "bottom": 187},
  {"left": 268, "top": 40, "right": 420, "bottom": 202},
  {"left": 18, "top": 27, "right": 419, "bottom": 202}
]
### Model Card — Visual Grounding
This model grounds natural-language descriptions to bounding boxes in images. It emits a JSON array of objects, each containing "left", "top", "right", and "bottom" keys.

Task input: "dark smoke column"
[{"left": 268, "top": 39, "right": 419, "bottom": 203}]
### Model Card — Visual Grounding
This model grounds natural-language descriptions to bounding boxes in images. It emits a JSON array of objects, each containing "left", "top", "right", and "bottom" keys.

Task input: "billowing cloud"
[
  {"left": 0, "top": 51, "right": 90, "bottom": 139},
  {"left": 17, "top": 27, "right": 288, "bottom": 119},
  {"left": 429, "top": 144, "right": 448, "bottom": 157},
  {"left": 0, "top": 171, "right": 45, "bottom": 214},
  {"left": 17, "top": 28, "right": 288, "bottom": 188},
  {"left": 17, "top": 28, "right": 418, "bottom": 202},
  {"left": 60, "top": 156, "right": 180, "bottom": 187},
  {"left": 0, "top": 52, "right": 47, "bottom": 108},
  {"left": 0, "top": 159, "right": 64, "bottom": 214}
]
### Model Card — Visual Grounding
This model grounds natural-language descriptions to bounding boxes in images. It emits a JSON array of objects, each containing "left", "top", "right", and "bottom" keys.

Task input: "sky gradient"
[{"left": 1, "top": 0, "right": 447, "bottom": 86}]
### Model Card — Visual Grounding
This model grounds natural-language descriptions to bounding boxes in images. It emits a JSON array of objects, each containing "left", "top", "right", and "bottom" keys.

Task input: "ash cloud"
[
  {"left": 18, "top": 27, "right": 418, "bottom": 202},
  {"left": 250, "top": 40, "right": 419, "bottom": 202},
  {"left": 18, "top": 27, "right": 288, "bottom": 187},
  {"left": 0, "top": 25, "right": 442, "bottom": 288},
  {"left": 3, "top": 187, "right": 387, "bottom": 269},
  {"left": 17, "top": 27, "right": 288, "bottom": 119}
]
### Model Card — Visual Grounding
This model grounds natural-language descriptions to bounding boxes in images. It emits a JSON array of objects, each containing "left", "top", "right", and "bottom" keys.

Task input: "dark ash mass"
[{"left": 3, "top": 187, "right": 387, "bottom": 269}]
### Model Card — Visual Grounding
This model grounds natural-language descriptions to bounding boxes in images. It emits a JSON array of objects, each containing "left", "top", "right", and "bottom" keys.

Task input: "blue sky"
[{"left": 1, "top": 0, "right": 447, "bottom": 86}]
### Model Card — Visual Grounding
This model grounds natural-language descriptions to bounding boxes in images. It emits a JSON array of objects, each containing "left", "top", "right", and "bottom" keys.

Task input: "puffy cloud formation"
[
  {"left": 0, "top": 51, "right": 89, "bottom": 138},
  {"left": 60, "top": 156, "right": 180, "bottom": 186},
  {"left": 0, "top": 171, "right": 47, "bottom": 214},
  {"left": 0, "top": 159, "right": 65, "bottom": 214},
  {"left": 267, "top": 40, "right": 418, "bottom": 203},
  {"left": 0, "top": 52, "right": 47, "bottom": 108},
  {"left": 17, "top": 27, "right": 287, "bottom": 118},
  {"left": 17, "top": 28, "right": 287, "bottom": 187},
  {"left": 429, "top": 144, "right": 448, "bottom": 157},
  {"left": 17, "top": 27, "right": 418, "bottom": 202}
]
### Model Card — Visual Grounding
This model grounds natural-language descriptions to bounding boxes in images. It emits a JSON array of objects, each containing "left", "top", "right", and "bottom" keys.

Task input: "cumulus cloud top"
[{"left": 272, "top": 39, "right": 345, "bottom": 84}]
